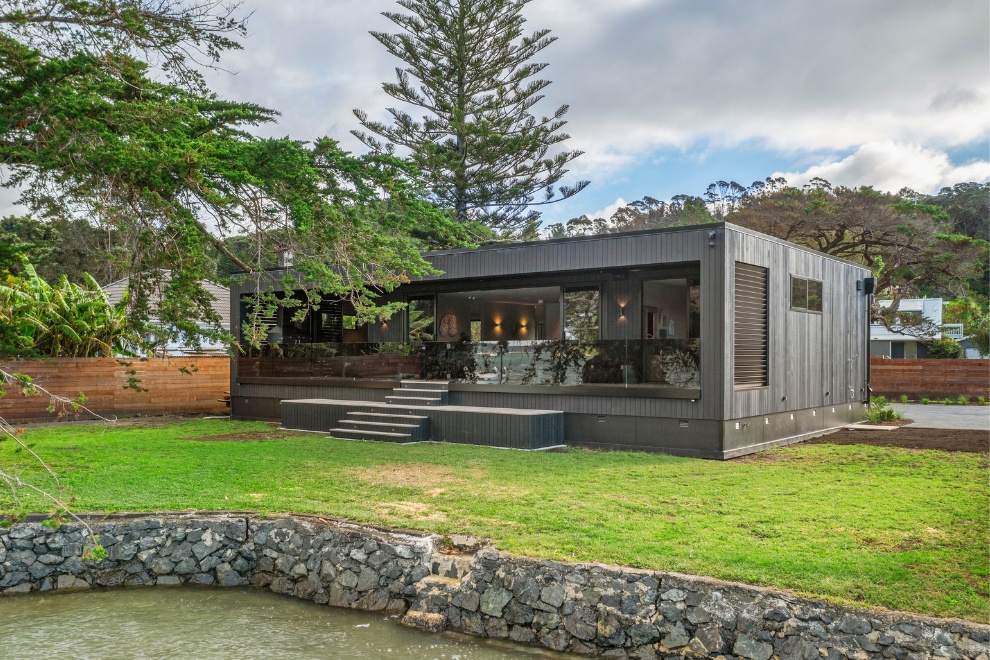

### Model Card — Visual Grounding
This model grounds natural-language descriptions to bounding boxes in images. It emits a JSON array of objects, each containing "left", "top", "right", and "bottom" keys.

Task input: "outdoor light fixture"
[
  {"left": 619, "top": 304, "right": 626, "bottom": 319},
  {"left": 708, "top": 230, "right": 717, "bottom": 247}
]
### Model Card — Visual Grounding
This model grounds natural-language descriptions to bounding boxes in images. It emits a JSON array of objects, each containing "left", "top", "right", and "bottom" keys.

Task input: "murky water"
[{"left": 0, "top": 587, "right": 571, "bottom": 659}]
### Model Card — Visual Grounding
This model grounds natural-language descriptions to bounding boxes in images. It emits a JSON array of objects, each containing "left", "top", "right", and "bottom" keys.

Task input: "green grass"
[{"left": 2, "top": 419, "right": 987, "bottom": 622}]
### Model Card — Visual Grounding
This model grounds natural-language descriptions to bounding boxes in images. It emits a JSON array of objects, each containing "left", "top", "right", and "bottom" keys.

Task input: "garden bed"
[{"left": 809, "top": 427, "right": 988, "bottom": 453}]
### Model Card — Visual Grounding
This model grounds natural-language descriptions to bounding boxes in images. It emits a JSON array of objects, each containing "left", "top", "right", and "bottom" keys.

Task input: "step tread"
[
  {"left": 392, "top": 388, "right": 449, "bottom": 394},
  {"left": 329, "top": 428, "right": 413, "bottom": 439},
  {"left": 385, "top": 396, "right": 442, "bottom": 402},
  {"left": 349, "top": 412, "right": 429, "bottom": 421},
  {"left": 340, "top": 420, "right": 421, "bottom": 429}
]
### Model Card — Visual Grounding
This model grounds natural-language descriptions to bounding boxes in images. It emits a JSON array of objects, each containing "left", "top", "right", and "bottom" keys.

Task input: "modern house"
[
  {"left": 230, "top": 222, "right": 871, "bottom": 459},
  {"left": 869, "top": 298, "right": 964, "bottom": 359}
]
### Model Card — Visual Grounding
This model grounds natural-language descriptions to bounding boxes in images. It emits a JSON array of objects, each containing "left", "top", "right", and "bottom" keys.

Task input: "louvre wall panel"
[{"left": 733, "top": 262, "right": 768, "bottom": 388}]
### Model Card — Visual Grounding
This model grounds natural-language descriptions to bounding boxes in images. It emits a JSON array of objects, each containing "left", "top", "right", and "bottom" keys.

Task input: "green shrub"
[
  {"left": 920, "top": 398, "right": 930, "bottom": 405},
  {"left": 979, "top": 396, "right": 986, "bottom": 406},
  {"left": 942, "top": 398, "right": 953, "bottom": 405},
  {"left": 926, "top": 337, "right": 964, "bottom": 359},
  {"left": 957, "top": 395, "right": 970, "bottom": 405},
  {"left": 867, "top": 396, "right": 904, "bottom": 423},
  {"left": 900, "top": 394, "right": 909, "bottom": 404}
]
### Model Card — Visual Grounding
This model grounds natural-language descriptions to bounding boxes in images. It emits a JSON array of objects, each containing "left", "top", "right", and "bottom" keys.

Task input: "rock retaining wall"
[{"left": 1, "top": 514, "right": 986, "bottom": 660}]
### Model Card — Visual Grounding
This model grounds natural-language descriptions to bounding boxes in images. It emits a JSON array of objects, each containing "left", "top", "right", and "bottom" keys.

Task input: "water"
[{"left": 0, "top": 588, "right": 570, "bottom": 659}]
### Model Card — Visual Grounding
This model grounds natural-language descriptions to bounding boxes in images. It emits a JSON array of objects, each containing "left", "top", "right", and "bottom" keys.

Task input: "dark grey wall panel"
[
  {"left": 723, "top": 227, "right": 870, "bottom": 421},
  {"left": 564, "top": 413, "right": 721, "bottom": 455},
  {"left": 449, "top": 390, "right": 709, "bottom": 420},
  {"left": 235, "top": 383, "right": 389, "bottom": 402}
]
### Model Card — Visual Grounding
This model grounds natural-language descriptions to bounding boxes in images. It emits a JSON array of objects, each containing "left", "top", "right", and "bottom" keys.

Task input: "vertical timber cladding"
[{"left": 733, "top": 262, "right": 769, "bottom": 388}]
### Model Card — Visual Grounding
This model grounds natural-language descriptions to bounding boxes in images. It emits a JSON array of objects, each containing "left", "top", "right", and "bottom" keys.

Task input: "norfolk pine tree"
[{"left": 353, "top": 0, "right": 588, "bottom": 238}]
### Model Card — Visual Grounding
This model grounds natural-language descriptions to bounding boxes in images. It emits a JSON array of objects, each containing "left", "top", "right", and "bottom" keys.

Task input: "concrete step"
[
  {"left": 400, "top": 380, "right": 449, "bottom": 391},
  {"left": 329, "top": 428, "right": 413, "bottom": 443},
  {"left": 385, "top": 395, "right": 443, "bottom": 406}
]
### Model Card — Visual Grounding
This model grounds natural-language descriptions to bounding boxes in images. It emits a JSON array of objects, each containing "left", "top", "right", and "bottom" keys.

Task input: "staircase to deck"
[{"left": 327, "top": 381, "right": 449, "bottom": 442}]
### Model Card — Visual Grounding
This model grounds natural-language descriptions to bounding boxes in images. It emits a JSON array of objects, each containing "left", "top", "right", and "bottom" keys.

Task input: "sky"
[{"left": 3, "top": 0, "right": 989, "bottom": 226}]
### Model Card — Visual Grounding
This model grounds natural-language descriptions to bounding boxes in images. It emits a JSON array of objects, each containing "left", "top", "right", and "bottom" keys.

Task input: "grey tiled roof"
[{"left": 102, "top": 273, "right": 231, "bottom": 331}]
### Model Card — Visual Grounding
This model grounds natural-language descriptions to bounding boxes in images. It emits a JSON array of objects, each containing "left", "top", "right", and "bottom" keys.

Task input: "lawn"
[{"left": 1, "top": 419, "right": 986, "bottom": 622}]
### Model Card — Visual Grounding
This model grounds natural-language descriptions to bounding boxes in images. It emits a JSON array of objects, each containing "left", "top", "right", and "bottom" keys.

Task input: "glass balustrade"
[{"left": 238, "top": 339, "right": 700, "bottom": 391}]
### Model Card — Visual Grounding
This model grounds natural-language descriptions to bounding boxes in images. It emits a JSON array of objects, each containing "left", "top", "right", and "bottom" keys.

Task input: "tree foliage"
[
  {"left": 1, "top": 1, "right": 468, "bottom": 351},
  {"left": 0, "top": 215, "right": 125, "bottom": 284},
  {"left": 925, "top": 336, "right": 964, "bottom": 359},
  {"left": 725, "top": 178, "right": 987, "bottom": 327},
  {"left": 353, "top": 0, "right": 588, "bottom": 238},
  {"left": 944, "top": 297, "right": 990, "bottom": 357},
  {"left": 545, "top": 195, "right": 713, "bottom": 238}
]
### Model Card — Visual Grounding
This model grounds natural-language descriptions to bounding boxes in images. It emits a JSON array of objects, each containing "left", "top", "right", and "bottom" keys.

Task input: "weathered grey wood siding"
[{"left": 723, "top": 226, "right": 870, "bottom": 420}]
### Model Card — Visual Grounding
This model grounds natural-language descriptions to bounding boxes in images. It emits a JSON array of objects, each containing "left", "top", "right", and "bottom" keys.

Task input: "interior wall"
[
  {"left": 642, "top": 280, "right": 690, "bottom": 339},
  {"left": 367, "top": 293, "right": 405, "bottom": 343},
  {"left": 601, "top": 279, "right": 638, "bottom": 340},
  {"left": 436, "top": 295, "right": 472, "bottom": 341},
  {"left": 483, "top": 301, "right": 537, "bottom": 341},
  {"left": 544, "top": 302, "right": 562, "bottom": 340}
]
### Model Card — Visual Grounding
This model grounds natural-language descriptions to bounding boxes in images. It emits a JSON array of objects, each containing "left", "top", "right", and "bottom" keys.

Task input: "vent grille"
[{"left": 734, "top": 262, "right": 768, "bottom": 388}]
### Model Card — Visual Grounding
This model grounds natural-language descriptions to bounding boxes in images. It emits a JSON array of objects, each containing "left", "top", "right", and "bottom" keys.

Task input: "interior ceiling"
[{"left": 442, "top": 286, "right": 560, "bottom": 306}]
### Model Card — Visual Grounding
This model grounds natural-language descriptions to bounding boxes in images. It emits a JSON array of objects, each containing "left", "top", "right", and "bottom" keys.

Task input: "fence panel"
[{"left": 0, "top": 358, "right": 230, "bottom": 421}]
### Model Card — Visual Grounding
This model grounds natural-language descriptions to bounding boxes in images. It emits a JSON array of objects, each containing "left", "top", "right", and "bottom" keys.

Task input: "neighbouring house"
[
  {"left": 103, "top": 274, "right": 231, "bottom": 356},
  {"left": 230, "top": 222, "right": 871, "bottom": 459},
  {"left": 869, "top": 298, "right": 964, "bottom": 359}
]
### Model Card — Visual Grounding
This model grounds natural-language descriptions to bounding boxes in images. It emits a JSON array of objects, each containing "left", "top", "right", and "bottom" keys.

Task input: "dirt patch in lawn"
[
  {"left": 806, "top": 428, "right": 988, "bottom": 453},
  {"left": 185, "top": 430, "right": 298, "bottom": 442},
  {"left": 375, "top": 500, "right": 446, "bottom": 521}
]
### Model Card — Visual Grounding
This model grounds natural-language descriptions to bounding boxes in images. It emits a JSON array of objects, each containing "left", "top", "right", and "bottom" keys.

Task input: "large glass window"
[
  {"left": 436, "top": 287, "right": 561, "bottom": 342},
  {"left": 407, "top": 297, "right": 436, "bottom": 343},
  {"left": 641, "top": 274, "right": 701, "bottom": 388},
  {"left": 564, "top": 288, "right": 600, "bottom": 342}
]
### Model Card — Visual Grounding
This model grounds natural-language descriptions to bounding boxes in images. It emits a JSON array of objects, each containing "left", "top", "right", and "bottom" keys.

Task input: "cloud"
[
  {"left": 586, "top": 198, "right": 629, "bottom": 221},
  {"left": 773, "top": 142, "right": 990, "bottom": 194},
  {"left": 3, "top": 0, "right": 988, "bottom": 217}
]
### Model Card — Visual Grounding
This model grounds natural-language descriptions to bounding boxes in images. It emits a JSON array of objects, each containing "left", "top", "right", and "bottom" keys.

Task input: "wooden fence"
[
  {"left": 870, "top": 357, "right": 990, "bottom": 399},
  {"left": 0, "top": 358, "right": 230, "bottom": 422}
]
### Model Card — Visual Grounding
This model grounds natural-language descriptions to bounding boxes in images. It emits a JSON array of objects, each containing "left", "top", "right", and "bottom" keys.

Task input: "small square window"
[{"left": 790, "top": 275, "right": 823, "bottom": 313}]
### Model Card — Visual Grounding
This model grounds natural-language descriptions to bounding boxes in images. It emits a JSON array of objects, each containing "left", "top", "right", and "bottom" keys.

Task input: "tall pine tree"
[{"left": 353, "top": 0, "right": 588, "bottom": 238}]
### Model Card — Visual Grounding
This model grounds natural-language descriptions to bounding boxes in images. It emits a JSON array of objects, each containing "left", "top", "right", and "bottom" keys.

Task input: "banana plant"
[{"left": 0, "top": 259, "right": 135, "bottom": 358}]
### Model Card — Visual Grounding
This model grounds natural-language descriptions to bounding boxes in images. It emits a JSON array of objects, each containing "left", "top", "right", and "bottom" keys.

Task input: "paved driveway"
[{"left": 892, "top": 403, "right": 990, "bottom": 430}]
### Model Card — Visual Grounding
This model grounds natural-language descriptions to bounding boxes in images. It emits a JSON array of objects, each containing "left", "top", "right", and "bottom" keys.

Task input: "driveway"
[{"left": 892, "top": 403, "right": 990, "bottom": 431}]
